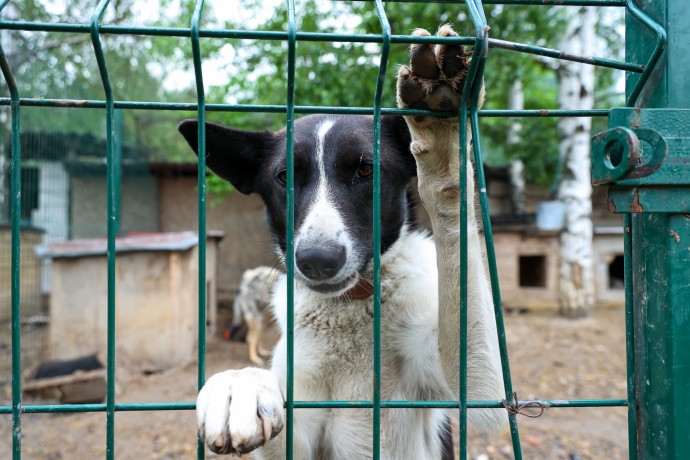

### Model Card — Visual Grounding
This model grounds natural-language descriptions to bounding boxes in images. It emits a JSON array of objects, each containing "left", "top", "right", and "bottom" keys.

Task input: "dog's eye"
[
  {"left": 357, "top": 162, "right": 373, "bottom": 178},
  {"left": 276, "top": 170, "right": 287, "bottom": 185}
]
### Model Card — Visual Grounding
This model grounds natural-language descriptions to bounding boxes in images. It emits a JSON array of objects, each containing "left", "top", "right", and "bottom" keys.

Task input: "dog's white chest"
[
  {"left": 265, "top": 232, "right": 446, "bottom": 459},
  {"left": 295, "top": 298, "right": 374, "bottom": 389},
  {"left": 282, "top": 298, "right": 443, "bottom": 459}
]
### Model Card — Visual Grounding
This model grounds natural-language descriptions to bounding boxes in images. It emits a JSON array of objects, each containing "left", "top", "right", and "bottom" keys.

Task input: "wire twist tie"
[{"left": 502, "top": 392, "right": 549, "bottom": 418}]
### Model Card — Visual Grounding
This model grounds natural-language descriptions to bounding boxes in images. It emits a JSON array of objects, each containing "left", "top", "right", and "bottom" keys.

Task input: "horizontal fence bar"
[
  {"left": 0, "top": 25, "right": 626, "bottom": 42},
  {"left": 0, "top": 98, "right": 611, "bottom": 117},
  {"left": 490, "top": 38, "right": 642, "bottom": 72},
  {"left": 0, "top": 22, "right": 637, "bottom": 73},
  {"left": 0, "top": 403, "right": 196, "bottom": 414},
  {"left": 348, "top": 0, "right": 626, "bottom": 5},
  {"left": 295, "top": 399, "right": 629, "bottom": 409},
  {"left": 0, "top": 398, "right": 627, "bottom": 415},
  {"left": 480, "top": 109, "right": 609, "bottom": 117},
  {"left": 0, "top": 22, "right": 477, "bottom": 41}
]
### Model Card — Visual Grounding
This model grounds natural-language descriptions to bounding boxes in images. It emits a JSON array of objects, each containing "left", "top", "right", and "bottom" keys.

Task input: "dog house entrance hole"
[
  {"left": 519, "top": 255, "right": 547, "bottom": 288},
  {"left": 608, "top": 254, "right": 625, "bottom": 289}
]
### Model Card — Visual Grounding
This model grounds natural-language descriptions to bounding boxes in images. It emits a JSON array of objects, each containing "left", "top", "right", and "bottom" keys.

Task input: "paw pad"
[{"left": 397, "top": 25, "right": 470, "bottom": 113}]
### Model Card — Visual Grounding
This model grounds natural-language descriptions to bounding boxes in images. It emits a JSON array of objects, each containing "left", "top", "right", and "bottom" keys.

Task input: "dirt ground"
[{"left": 0, "top": 307, "right": 629, "bottom": 459}]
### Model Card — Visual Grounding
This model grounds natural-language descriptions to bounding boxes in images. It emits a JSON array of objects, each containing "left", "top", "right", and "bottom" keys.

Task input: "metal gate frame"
[{"left": 1, "top": 0, "right": 682, "bottom": 459}]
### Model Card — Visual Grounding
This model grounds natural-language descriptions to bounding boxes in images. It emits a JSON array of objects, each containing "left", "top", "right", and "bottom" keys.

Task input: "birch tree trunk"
[
  {"left": 556, "top": 6, "right": 596, "bottom": 318},
  {"left": 507, "top": 79, "right": 526, "bottom": 215}
]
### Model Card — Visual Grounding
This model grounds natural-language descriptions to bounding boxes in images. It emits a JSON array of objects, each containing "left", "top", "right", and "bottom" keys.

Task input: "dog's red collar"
[{"left": 344, "top": 278, "right": 374, "bottom": 300}]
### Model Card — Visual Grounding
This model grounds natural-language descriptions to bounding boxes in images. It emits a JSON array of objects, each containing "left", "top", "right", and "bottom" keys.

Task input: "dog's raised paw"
[
  {"left": 396, "top": 25, "right": 471, "bottom": 115},
  {"left": 197, "top": 368, "right": 284, "bottom": 455}
]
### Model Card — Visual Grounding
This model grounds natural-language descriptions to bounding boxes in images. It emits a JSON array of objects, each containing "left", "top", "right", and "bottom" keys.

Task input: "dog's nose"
[{"left": 296, "top": 244, "right": 346, "bottom": 281}]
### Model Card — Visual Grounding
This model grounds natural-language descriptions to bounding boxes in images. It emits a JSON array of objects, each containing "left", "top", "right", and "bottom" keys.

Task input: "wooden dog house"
[{"left": 38, "top": 231, "right": 222, "bottom": 373}]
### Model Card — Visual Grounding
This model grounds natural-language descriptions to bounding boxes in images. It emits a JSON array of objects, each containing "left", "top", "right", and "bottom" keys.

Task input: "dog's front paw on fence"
[
  {"left": 395, "top": 25, "right": 482, "bottom": 217},
  {"left": 396, "top": 25, "right": 482, "bottom": 125},
  {"left": 197, "top": 368, "right": 284, "bottom": 455}
]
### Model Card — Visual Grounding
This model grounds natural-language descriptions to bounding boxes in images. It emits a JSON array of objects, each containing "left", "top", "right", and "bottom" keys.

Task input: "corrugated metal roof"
[{"left": 36, "top": 231, "right": 223, "bottom": 259}]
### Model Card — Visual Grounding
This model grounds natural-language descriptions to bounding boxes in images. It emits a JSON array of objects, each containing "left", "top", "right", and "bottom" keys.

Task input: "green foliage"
[
  {"left": 4, "top": 0, "right": 228, "bottom": 162},
  {"left": 4, "top": 1, "right": 624, "bottom": 190},
  {"left": 207, "top": 174, "right": 235, "bottom": 207}
]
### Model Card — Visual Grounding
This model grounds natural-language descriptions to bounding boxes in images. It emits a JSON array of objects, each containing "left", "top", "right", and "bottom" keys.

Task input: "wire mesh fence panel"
[{"left": 0, "top": 0, "right": 680, "bottom": 459}]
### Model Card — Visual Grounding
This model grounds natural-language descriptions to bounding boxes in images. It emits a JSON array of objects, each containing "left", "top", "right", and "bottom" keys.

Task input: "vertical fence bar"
[
  {"left": 371, "top": 1, "right": 390, "bottom": 458},
  {"left": 465, "top": 1, "right": 527, "bottom": 455},
  {"left": 468, "top": 46, "right": 525, "bottom": 460},
  {"left": 623, "top": 213, "right": 636, "bottom": 459},
  {"left": 0, "top": 19, "right": 22, "bottom": 459},
  {"left": 114, "top": 109, "right": 123, "bottom": 197},
  {"left": 459, "top": 2, "right": 488, "bottom": 457},
  {"left": 88, "top": 2, "right": 118, "bottom": 457},
  {"left": 285, "top": 0, "right": 297, "bottom": 457},
  {"left": 467, "top": 1, "right": 523, "bottom": 454},
  {"left": 458, "top": 55, "right": 470, "bottom": 460},
  {"left": 189, "top": 1, "right": 207, "bottom": 458}
]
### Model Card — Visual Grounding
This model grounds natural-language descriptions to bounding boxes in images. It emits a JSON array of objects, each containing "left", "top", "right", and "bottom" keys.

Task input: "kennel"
[
  {"left": 1, "top": 0, "right": 688, "bottom": 459},
  {"left": 38, "top": 231, "right": 222, "bottom": 372}
]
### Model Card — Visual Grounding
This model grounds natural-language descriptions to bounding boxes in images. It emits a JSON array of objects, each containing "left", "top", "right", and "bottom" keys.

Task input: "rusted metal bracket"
[
  {"left": 591, "top": 126, "right": 667, "bottom": 186},
  {"left": 591, "top": 108, "right": 690, "bottom": 213}
]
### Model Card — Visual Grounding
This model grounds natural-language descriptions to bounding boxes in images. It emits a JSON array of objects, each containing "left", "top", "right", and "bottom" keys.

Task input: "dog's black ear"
[
  {"left": 178, "top": 119, "right": 271, "bottom": 195},
  {"left": 381, "top": 115, "right": 416, "bottom": 178}
]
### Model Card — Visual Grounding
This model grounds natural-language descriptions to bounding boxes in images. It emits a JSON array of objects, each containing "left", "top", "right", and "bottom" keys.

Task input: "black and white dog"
[{"left": 179, "top": 25, "right": 506, "bottom": 459}]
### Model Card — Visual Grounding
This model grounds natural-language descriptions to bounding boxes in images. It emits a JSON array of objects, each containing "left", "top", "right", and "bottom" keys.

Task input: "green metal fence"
[{"left": 1, "top": 0, "right": 684, "bottom": 459}]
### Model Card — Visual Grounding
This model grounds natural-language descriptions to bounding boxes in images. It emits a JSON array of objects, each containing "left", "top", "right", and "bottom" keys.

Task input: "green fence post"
[
  {"left": 592, "top": 0, "right": 689, "bottom": 458},
  {"left": 88, "top": 1, "right": 120, "bottom": 458},
  {"left": 371, "top": 2, "right": 390, "bottom": 458},
  {"left": 285, "top": 0, "right": 296, "bottom": 458},
  {"left": 0, "top": 7, "right": 22, "bottom": 458},
  {"left": 189, "top": 1, "right": 207, "bottom": 457}
]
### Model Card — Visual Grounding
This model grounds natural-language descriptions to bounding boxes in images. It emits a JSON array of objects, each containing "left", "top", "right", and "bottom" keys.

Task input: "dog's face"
[{"left": 179, "top": 115, "right": 415, "bottom": 296}]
